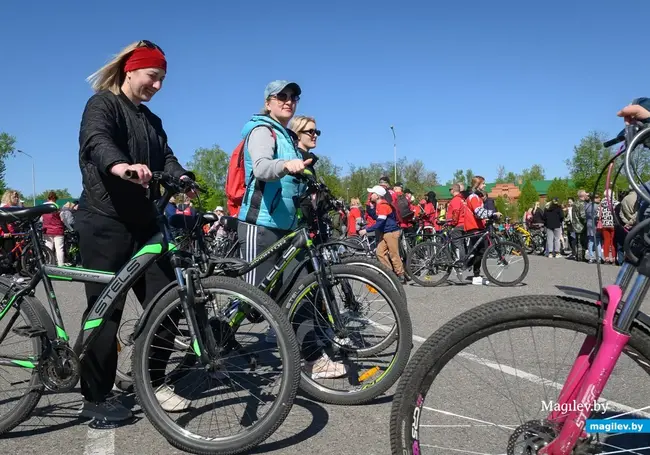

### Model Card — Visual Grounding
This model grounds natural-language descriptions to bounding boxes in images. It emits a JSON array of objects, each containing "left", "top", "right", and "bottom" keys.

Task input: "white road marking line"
[
  {"left": 423, "top": 406, "right": 517, "bottom": 431},
  {"left": 369, "top": 320, "right": 650, "bottom": 418},
  {"left": 84, "top": 426, "right": 115, "bottom": 455}
]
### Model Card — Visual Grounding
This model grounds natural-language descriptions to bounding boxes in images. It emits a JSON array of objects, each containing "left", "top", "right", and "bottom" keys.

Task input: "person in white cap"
[{"left": 359, "top": 185, "right": 406, "bottom": 283}]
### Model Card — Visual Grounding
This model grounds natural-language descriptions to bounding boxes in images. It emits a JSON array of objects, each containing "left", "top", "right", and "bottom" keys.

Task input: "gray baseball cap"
[{"left": 264, "top": 80, "right": 301, "bottom": 99}]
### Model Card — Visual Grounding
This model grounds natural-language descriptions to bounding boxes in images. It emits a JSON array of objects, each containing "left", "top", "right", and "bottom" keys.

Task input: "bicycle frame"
[
  {"left": 538, "top": 125, "right": 650, "bottom": 454},
  {"left": 0, "top": 192, "right": 215, "bottom": 371},
  {"left": 446, "top": 223, "right": 495, "bottom": 266}
]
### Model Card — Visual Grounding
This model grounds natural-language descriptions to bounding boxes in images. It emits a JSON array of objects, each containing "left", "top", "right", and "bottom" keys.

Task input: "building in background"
[{"left": 429, "top": 179, "right": 575, "bottom": 206}]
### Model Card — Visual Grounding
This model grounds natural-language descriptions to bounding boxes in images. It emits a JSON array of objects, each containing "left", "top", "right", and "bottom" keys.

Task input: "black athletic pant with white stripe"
[{"left": 238, "top": 221, "right": 327, "bottom": 362}]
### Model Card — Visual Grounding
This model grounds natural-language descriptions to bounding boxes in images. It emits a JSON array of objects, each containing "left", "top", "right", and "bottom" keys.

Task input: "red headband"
[{"left": 124, "top": 47, "right": 167, "bottom": 73}]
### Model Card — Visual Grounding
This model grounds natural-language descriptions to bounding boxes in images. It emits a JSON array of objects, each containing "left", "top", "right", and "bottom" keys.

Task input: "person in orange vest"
[
  {"left": 359, "top": 185, "right": 407, "bottom": 284},
  {"left": 464, "top": 176, "right": 502, "bottom": 283}
]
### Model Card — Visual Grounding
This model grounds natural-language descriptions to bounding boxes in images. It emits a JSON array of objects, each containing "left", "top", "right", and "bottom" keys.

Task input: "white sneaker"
[
  {"left": 472, "top": 276, "right": 484, "bottom": 285},
  {"left": 305, "top": 353, "right": 347, "bottom": 380},
  {"left": 155, "top": 384, "right": 190, "bottom": 412}
]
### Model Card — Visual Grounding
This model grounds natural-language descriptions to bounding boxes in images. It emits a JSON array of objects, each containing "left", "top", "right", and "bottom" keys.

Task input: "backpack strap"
[{"left": 242, "top": 125, "right": 279, "bottom": 224}]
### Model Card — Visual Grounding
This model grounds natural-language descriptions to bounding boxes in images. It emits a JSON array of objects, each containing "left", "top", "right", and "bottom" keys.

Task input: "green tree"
[
  {"left": 505, "top": 171, "right": 518, "bottom": 183},
  {"left": 565, "top": 131, "right": 625, "bottom": 195},
  {"left": 495, "top": 165, "right": 507, "bottom": 183},
  {"left": 517, "top": 180, "right": 539, "bottom": 216},
  {"left": 0, "top": 133, "right": 17, "bottom": 193},
  {"left": 464, "top": 169, "right": 475, "bottom": 189},
  {"left": 186, "top": 144, "right": 228, "bottom": 210},
  {"left": 521, "top": 164, "right": 545, "bottom": 181},
  {"left": 315, "top": 156, "right": 343, "bottom": 198},
  {"left": 546, "top": 178, "right": 572, "bottom": 204},
  {"left": 186, "top": 144, "right": 228, "bottom": 192},
  {"left": 192, "top": 173, "right": 223, "bottom": 212},
  {"left": 494, "top": 195, "right": 509, "bottom": 216},
  {"left": 401, "top": 159, "right": 438, "bottom": 198}
]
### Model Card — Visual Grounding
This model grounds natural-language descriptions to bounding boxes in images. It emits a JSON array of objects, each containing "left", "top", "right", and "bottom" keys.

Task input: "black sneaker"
[{"left": 78, "top": 399, "right": 132, "bottom": 422}]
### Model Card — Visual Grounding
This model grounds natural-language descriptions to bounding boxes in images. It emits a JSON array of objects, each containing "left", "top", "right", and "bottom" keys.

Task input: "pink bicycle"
[{"left": 390, "top": 123, "right": 650, "bottom": 454}]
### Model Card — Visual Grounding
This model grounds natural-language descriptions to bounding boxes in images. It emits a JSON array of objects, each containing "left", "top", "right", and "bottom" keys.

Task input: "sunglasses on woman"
[
  {"left": 302, "top": 129, "right": 321, "bottom": 137},
  {"left": 139, "top": 39, "right": 165, "bottom": 55},
  {"left": 274, "top": 92, "right": 300, "bottom": 103}
]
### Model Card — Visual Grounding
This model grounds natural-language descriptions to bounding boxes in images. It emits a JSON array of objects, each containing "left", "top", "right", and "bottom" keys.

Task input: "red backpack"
[{"left": 225, "top": 126, "right": 277, "bottom": 217}]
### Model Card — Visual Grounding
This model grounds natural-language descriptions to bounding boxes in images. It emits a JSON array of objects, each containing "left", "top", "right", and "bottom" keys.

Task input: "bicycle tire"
[
  {"left": 132, "top": 275, "right": 301, "bottom": 455},
  {"left": 389, "top": 294, "right": 650, "bottom": 454},
  {"left": 405, "top": 241, "right": 452, "bottom": 287},
  {"left": 481, "top": 239, "right": 529, "bottom": 286},
  {"left": 284, "top": 264, "right": 412, "bottom": 405},
  {"left": 0, "top": 290, "right": 56, "bottom": 434},
  {"left": 340, "top": 255, "right": 407, "bottom": 302},
  {"left": 20, "top": 244, "right": 54, "bottom": 277}
]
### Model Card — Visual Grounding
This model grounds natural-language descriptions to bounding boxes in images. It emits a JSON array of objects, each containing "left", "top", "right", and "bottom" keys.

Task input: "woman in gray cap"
[{"left": 236, "top": 80, "right": 346, "bottom": 379}]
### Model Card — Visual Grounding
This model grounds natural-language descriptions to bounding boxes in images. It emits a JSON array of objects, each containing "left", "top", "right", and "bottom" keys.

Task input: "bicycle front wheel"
[
  {"left": 481, "top": 239, "right": 529, "bottom": 286},
  {"left": 132, "top": 275, "right": 301, "bottom": 455},
  {"left": 390, "top": 295, "right": 650, "bottom": 455}
]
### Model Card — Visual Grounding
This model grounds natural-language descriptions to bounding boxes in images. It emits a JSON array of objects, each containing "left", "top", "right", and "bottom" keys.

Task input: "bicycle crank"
[{"left": 38, "top": 342, "right": 80, "bottom": 392}]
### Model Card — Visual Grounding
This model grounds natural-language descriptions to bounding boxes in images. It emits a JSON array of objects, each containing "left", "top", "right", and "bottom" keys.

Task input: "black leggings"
[{"left": 74, "top": 209, "right": 176, "bottom": 403}]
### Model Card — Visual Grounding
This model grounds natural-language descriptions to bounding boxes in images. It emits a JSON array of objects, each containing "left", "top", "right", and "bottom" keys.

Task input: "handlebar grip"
[
  {"left": 603, "top": 136, "right": 624, "bottom": 148},
  {"left": 124, "top": 169, "right": 139, "bottom": 180}
]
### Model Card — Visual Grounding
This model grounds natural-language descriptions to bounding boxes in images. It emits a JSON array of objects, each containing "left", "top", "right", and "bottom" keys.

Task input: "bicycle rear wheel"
[
  {"left": 340, "top": 255, "right": 407, "bottom": 302},
  {"left": 390, "top": 295, "right": 650, "bottom": 454},
  {"left": 132, "top": 276, "right": 301, "bottom": 455},
  {"left": 284, "top": 264, "right": 412, "bottom": 405},
  {"left": 405, "top": 240, "right": 452, "bottom": 287}
]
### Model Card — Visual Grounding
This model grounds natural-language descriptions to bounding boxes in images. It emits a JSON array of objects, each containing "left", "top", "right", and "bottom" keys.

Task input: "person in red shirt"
[
  {"left": 41, "top": 191, "right": 66, "bottom": 266},
  {"left": 422, "top": 191, "right": 438, "bottom": 228},
  {"left": 464, "top": 176, "right": 501, "bottom": 279},
  {"left": 447, "top": 183, "right": 467, "bottom": 262},
  {"left": 359, "top": 185, "right": 406, "bottom": 283},
  {"left": 347, "top": 197, "right": 363, "bottom": 237}
]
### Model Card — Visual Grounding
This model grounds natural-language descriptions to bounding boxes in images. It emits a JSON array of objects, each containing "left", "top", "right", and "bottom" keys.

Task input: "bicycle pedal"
[{"left": 12, "top": 325, "right": 47, "bottom": 338}]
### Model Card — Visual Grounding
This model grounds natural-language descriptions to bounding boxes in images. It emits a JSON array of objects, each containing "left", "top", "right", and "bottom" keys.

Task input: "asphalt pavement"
[{"left": 0, "top": 255, "right": 636, "bottom": 455}]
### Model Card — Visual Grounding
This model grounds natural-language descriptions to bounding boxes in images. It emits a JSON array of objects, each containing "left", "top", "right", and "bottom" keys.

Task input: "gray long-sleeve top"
[{"left": 247, "top": 127, "right": 288, "bottom": 181}]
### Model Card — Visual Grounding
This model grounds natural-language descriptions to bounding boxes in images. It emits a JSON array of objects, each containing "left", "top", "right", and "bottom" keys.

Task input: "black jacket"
[
  {"left": 78, "top": 90, "right": 190, "bottom": 223},
  {"left": 543, "top": 204, "right": 564, "bottom": 229}
]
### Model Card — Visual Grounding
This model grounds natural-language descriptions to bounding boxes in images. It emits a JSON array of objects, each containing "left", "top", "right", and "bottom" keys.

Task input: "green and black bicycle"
[
  {"left": 0, "top": 172, "right": 301, "bottom": 455},
  {"left": 206, "top": 172, "right": 413, "bottom": 406}
]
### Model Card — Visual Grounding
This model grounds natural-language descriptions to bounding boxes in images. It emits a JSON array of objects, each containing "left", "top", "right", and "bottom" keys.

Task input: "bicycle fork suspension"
[{"left": 311, "top": 256, "right": 347, "bottom": 334}]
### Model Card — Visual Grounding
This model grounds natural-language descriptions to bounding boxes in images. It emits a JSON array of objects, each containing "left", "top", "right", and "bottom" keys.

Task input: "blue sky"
[{"left": 1, "top": 0, "right": 647, "bottom": 198}]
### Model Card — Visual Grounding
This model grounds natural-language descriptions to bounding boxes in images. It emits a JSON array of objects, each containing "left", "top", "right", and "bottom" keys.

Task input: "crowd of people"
[
  {"left": 521, "top": 188, "right": 638, "bottom": 264},
  {"left": 0, "top": 189, "right": 78, "bottom": 269}
]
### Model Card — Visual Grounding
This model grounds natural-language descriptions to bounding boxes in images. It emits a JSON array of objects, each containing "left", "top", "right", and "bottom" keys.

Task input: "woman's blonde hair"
[
  {"left": 350, "top": 197, "right": 360, "bottom": 206},
  {"left": 1, "top": 190, "right": 18, "bottom": 206},
  {"left": 288, "top": 115, "right": 316, "bottom": 134},
  {"left": 86, "top": 41, "right": 143, "bottom": 95}
]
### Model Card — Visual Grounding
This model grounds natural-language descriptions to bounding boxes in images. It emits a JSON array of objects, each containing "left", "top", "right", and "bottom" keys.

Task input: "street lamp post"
[
  {"left": 346, "top": 187, "right": 349, "bottom": 201},
  {"left": 16, "top": 150, "right": 36, "bottom": 206},
  {"left": 390, "top": 125, "right": 397, "bottom": 183}
]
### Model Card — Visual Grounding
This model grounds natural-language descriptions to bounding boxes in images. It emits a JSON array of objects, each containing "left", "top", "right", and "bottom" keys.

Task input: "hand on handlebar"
[
  {"left": 284, "top": 158, "right": 313, "bottom": 174},
  {"left": 618, "top": 105, "right": 650, "bottom": 125},
  {"left": 179, "top": 175, "right": 198, "bottom": 199},
  {"left": 112, "top": 163, "right": 152, "bottom": 187}
]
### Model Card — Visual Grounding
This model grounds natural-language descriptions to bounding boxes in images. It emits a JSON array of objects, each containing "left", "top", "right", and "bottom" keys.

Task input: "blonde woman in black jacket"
[{"left": 76, "top": 40, "right": 195, "bottom": 421}]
